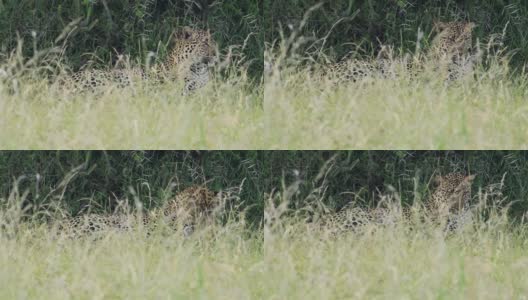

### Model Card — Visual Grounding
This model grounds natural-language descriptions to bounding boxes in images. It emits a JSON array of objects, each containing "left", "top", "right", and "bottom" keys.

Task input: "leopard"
[
  {"left": 55, "top": 213, "right": 151, "bottom": 240},
  {"left": 160, "top": 185, "right": 223, "bottom": 237},
  {"left": 316, "top": 20, "right": 477, "bottom": 85},
  {"left": 65, "top": 68, "right": 147, "bottom": 93},
  {"left": 153, "top": 26, "right": 217, "bottom": 94},
  {"left": 311, "top": 172, "right": 476, "bottom": 237},
  {"left": 430, "top": 21, "right": 476, "bottom": 61},
  {"left": 427, "top": 172, "right": 476, "bottom": 232},
  {"left": 55, "top": 185, "right": 222, "bottom": 239},
  {"left": 428, "top": 20, "right": 478, "bottom": 82},
  {"left": 315, "top": 200, "right": 408, "bottom": 236},
  {"left": 317, "top": 45, "right": 414, "bottom": 85},
  {"left": 62, "top": 27, "right": 217, "bottom": 95}
]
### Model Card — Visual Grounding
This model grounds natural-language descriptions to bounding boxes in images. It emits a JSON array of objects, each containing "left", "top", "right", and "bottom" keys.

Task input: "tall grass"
[
  {"left": 0, "top": 151, "right": 264, "bottom": 226},
  {"left": 264, "top": 0, "right": 528, "bottom": 68},
  {"left": 264, "top": 218, "right": 528, "bottom": 299},
  {"left": 0, "top": 155, "right": 263, "bottom": 299},
  {"left": 0, "top": 219, "right": 263, "bottom": 299},
  {"left": 1, "top": 151, "right": 528, "bottom": 298},
  {"left": 261, "top": 151, "right": 528, "bottom": 219},
  {"left": 262, "top": 2, "right": 528, "bottom": 149},
  {"left": 0, "top": 1, "right": 263, "bottom": 150},
  {"left": 0, "top": 0, "right": 263, "bottom": 79},
  {"left": 264, "top": 65, "right": 528, "bottom": 149},
  {"left": 263, "top": 11, "right": 528, "bottom": 150},
  {"left": 0, "top": 33, "right": 264, "bottom": 150},
  {"left": 2, "top": 151, "right": 526, "bottom": 226},
  {"left": 2, "top": 186, "right": 527, "bottom": 299},
  {"left": 0, "top": 74, "right": 264, "bottom": 149},
  {"left": 263, "top": 172, "right": 528, "bottom": 299}
]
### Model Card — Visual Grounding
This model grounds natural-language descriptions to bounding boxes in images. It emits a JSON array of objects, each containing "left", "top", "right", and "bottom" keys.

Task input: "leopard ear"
[
  {"left": 466, "top": 22, "right": 477, "bottom": 31},
  {"left": 465, "top": 174, "right": 476, "bottom": 182},
  {"left": 377, "top": 44, "right": 392, "bottom": 60},
  {"left": 433, "top": 20, "right": 447, "bottom": 32},
  {"left": 175, "top": 26, "right": 193, "bottom": 40},
  {"left": 433, "top": 175, "right": 443, "bottom": 185}
]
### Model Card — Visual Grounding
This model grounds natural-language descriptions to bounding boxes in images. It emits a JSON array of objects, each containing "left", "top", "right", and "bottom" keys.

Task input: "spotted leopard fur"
[
  {"left": 318, "top": 20, "right": 476, "bottom": 84},
  {"left": 314, "top": 172, "right": 475, "bottom": 236},
  {"left": 155, "top": 26, "right": 217, "bottom": 94},
  {"left": 428, "top": 172, "right": 476, "bottom": 232},
  {"left": 316, "top": 201, "right": 407, "bottom": 236},
  {"left": 63, "top": 27, "right": 217, "bottom": 95},
  {"left": 161, "top": 185, "right": 222, "bottom": 237},
  {"left": 429, "top": 21, "right": 477, "bottom": 82},
  {"left": 56, "top": 213, "right": 150, "bottom": 239},
  {"left": 56, "top": 185, "right": 221, "bottom": 239},
  {"left": 430, "top": 21, "right": 476, "bottom": 61},
  {"left": 319, "top": 45, "right": 413, "bottom": 84}
]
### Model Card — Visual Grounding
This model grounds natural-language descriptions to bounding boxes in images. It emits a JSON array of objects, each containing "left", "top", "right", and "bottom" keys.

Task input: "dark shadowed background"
[
  {"left": 264, "top": 0, "right": 528, "bottom": 68},
  {"left": 0, "top": 0, "right": 263, "bottom": 80},
  {"left": 1, "top": 151, "right": 528, "bottom": 225}
]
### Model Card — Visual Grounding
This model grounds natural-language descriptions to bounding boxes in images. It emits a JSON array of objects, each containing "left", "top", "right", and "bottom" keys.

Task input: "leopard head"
[
  {"left": 166, "top": 27, "right": 217, "bottom": 69},
  {"left": 163, "top": 186, "right": 220, "bottom": 229},
  {"left": 431, "top": 21, "right": 476, "bottom": 58},
  {"left": 430, "top": 173, "right": 476, "bottom": 214}
]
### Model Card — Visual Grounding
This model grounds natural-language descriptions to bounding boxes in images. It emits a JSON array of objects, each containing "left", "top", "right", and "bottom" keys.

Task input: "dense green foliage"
[
  {"left": 265, "top": 0, "right": 528, "bottom": 66},
  {"left": 261, "top": 151, "right": 528, "bottom": 218},
  {"left": 1, "top": 151, "right": 527, "bottom": 224},
  {"left": 0, "top": 151, "right": 264, "bottom": 226},
  {"left": 0, "top": 0, "right": 263, "bottom": 79}
]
